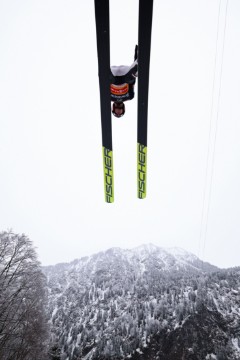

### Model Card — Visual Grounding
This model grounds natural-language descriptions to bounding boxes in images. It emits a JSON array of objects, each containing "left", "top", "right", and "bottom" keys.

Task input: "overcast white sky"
[{"left": 0, "top": 0, "right": 239, "bottom": 268}]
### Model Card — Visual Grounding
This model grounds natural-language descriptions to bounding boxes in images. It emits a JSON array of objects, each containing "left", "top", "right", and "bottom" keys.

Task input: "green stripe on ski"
[
  {"left": 137, "top": 143, "right": 147, "bottom": 199},
  {"left": 102, "top": 147, "right": 114, "bottom": 203}
]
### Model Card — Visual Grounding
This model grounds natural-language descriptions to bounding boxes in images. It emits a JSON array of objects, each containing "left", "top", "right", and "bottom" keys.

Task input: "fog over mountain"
[{"left": 43, "top": 245, "right": 240, "bottom": 360}]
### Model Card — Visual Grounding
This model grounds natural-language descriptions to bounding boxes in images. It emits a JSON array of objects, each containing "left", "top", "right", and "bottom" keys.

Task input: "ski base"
[
  {"left": 102, "top": 147, "right": 114, "bottom": 203},
  {"left": 137, "top": 143, "right": 147, "bottom": 199}
]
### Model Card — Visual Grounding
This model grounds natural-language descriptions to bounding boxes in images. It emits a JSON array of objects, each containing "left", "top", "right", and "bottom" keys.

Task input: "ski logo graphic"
[
  {"left": 102, "top": 147, "right": 114, "bottom": 203},
  {"left": 137, "top": 143, "right": 147, "bottom": 199}
]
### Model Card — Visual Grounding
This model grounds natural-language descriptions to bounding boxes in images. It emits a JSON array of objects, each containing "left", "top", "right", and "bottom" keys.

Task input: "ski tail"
[
  {"left": 137, "top": 0, "right": 153, "bottom": 199},
  {"left": 137, "top": 143, "right": 147, "bottom": 199},
  {"left": 102, "top": 146, "right": 114, "bottom": 203},
  {"left": 94, "top": 0, "right": 114, "bottom": 202}
]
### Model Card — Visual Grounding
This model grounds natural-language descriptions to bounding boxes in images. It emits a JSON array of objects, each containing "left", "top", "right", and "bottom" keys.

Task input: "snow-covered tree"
[{"left": 0, "top": 231, "right": 48, "bottom": 360}]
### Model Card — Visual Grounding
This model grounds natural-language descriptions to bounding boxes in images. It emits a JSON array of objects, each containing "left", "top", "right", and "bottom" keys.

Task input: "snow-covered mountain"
[
  {"left": 45, "top": 244, "right": 217, "bottom": 281},
  {"left": 44, "top": 245, "right": 240, "bottom": 360}
]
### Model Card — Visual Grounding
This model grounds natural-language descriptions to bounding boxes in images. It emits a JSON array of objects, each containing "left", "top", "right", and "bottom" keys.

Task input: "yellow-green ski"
[
  {"left": 102, "top": 147, "right": 114, "bottom": 203},
  {"left": 137, "top": 143, "right": 147, "bottom": 199}
]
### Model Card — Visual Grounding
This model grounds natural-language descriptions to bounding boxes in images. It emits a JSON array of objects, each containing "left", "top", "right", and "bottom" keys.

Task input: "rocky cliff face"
[{"left": 43, "top": 245, "right": 240, "bottom": 360}]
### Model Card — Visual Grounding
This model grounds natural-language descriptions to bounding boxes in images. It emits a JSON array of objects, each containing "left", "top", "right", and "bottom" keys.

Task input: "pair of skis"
[{"left": 94, "top": 0, "right": 153, "bottom": 202}]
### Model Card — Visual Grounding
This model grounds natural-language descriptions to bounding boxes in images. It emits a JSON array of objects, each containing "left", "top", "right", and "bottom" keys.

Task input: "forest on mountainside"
[
  {"left": 44, "top": 246, "right": 240, "bottom": 360},
  {"left": 1, "top": 232, "right": 240, "bottom": 360}
]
